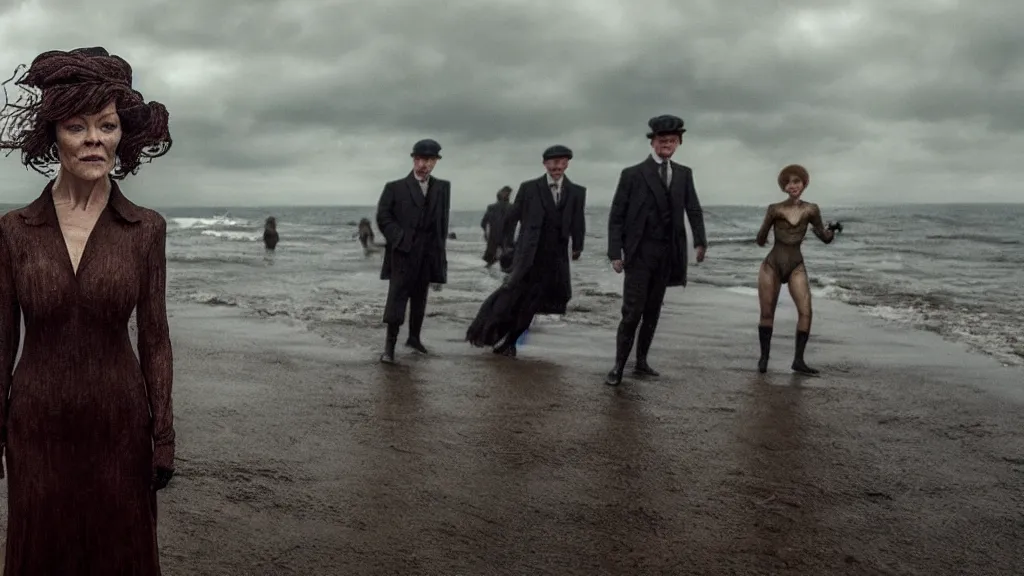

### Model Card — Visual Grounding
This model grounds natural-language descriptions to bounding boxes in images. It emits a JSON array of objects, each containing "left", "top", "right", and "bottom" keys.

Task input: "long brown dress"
[{"left": 0, "top": 179, "right": 174, "bottom": 575}]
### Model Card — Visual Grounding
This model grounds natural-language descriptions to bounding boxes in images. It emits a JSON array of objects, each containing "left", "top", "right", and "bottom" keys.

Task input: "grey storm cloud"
[{"left": 0, "top": 0, "right": 1021, "bottom": 207}]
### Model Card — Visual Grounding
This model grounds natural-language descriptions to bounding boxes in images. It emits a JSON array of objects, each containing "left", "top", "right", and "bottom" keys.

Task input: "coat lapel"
[
  {"left": 640, "top": 158, "right": 671, "bottom": 215},
  {"left": 559, "top": 178, "right": 575, "bottom": 232},
  {"left": 424, "top": 177, "right": 440, "bottom": 218},
  {"left": 537, "top": 176, "right": 555, "bottom": 213},
  {"left": 405, "top": 172, "right": 425, "bottom": 208},
  {"left": 667, "top": 160, "right": 686, "bottom": 212}
]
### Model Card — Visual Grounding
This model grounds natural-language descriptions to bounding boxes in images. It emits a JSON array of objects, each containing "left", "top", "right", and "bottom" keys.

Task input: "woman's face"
[
  {"left": 55, "top": 100, "right": 121, "bottom": 182},
  {"left": 784, "top": 174, "right": 805, "bottom": 199}
]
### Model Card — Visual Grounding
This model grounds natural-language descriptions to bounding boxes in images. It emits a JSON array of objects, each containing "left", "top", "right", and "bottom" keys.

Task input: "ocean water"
[
  {"left": 3, "top": 201, "right": 1022, "bottom": 367},
  {"left": 149, "top": 203, "right": 1024, "bottom": 367}
]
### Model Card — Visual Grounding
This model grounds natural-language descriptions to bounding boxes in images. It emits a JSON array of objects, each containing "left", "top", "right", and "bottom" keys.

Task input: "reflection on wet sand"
[
  {"left": 469, "top": 357, "right": 571, "bottom": 571},
  {"left": 734, "top": 374, "right": 817, "bottom": 566},
  {"left": 371, "top": 365, "right": 427, "bottom": 455},
  {"left": 349, "top": 365, "right": 431, "bottom": 560},
  {"left": 135, "top": 284, "right": 1024, "bottom": 574},
  {"left": 590, "top": 387, "right": 661, "bottom": 571}
]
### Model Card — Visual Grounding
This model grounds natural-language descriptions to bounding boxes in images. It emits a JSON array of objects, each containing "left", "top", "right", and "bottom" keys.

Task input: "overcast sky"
[{"left": 0, "top": 0, "right": 1020, "bottom": 208}]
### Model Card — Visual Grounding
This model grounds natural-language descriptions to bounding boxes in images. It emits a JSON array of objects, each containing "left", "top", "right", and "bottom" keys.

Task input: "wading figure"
[
  {"left": 466, "top": 145, "right": 585, "bottom": 356},
  {"left": 376, "top": 139, "right": 450, "bottom": 363},
  {"left": 0, "top": 47, "right": 175, "bottom": 574},
  {"left": 356, "top": 217, "right": 382, "bottom": 256},
  {"left": 263, "top": 216, "right": 279, "bottom": 250},
  {"left": 480, "top": 185, "right": 515, "bottom": 267},
  {"left": 755, "top": 164, "right": 842, "bottom": 374}
]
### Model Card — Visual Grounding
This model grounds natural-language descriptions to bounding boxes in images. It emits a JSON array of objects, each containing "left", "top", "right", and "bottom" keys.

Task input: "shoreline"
[
  {"left": 179, "top": 277, "right": 1024, "bottom": 374},
  {"left": 0, "top": 285, "right": 1021, "bottom": 574}
]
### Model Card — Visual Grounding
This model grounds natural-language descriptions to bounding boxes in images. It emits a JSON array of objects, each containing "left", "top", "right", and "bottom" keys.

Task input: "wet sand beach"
[{"left": 2, "top": 286, "right": 1022, "bottom": 575}]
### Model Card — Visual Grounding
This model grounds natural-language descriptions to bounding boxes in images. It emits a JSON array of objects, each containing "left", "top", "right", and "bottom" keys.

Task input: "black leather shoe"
[
  {"left": 633, "top": 359, "right": 659, "bottom": 377},
  {"left": 405, "top": 338, "right": 428, "bottom": 354},
  {"left": 605, "top": 367, "right": 623, "bottom": 386},
  {"left": 492, "top": 344, "right": 516, "bottom": 357},
  {"left": 380, "top": 339, "right": 397, "bottom": 364}
]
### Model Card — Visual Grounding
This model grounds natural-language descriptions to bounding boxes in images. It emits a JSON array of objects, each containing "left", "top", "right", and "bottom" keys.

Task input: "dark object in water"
[
  {"left": 357, "top": 217, "right": 381, "bottom": 254},
  {"left": 448, "top": 232, "right": 457, "bottom": 240},
  {"left": 263, "top": 216, "right": 279, "bottom": 250},
  {"left": 827, "top": 220, "right": 843, "bottom": 233}
]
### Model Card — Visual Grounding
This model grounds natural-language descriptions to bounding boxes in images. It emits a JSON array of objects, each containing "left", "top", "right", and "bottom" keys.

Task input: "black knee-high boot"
[
  {"left": 792, "top": 330, "right": 819, "bottom": 374},
  {"left": 757, "top": 325, "right": 772, "bottom": 373}
]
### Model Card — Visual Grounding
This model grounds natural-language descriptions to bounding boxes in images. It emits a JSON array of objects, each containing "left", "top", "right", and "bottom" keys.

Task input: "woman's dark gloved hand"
[{"left": 152, "top": 466, "right": 174, "bottom": 491}]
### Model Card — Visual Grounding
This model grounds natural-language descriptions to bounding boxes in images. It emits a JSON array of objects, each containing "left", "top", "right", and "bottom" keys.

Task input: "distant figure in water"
[
  {"left": 448, "top": 232, "right": 457, "bottom": 240},
  {"left": 480, "top": 185, "right": 516, "bottom": 268},
  {"left": 755, "top": 164, "right": 842, "bottom": 375},
  {"left": 357, "top": 217, "right": 383, "bottom": 256},
  {"left": 263, "top": 216, "right": 279, "bottom": 250}
]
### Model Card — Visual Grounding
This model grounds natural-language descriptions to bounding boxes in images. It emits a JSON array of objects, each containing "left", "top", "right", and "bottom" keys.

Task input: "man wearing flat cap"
[
  {"left": 604, "top": 115, "right": 708, "bottom": 385},
  {"left": 465, "top": 144, "right": 586, "bottom": 356},
  {"left": 376, "top": 138, "right": 451, "bottom": 364}
]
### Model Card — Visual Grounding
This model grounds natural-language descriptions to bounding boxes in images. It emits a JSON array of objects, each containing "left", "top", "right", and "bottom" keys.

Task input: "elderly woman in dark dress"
[{"left": 0, "top": 47, "right": 175, "bottom": 574}]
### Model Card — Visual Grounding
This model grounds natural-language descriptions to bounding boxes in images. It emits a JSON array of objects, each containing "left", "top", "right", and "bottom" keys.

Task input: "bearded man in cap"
[
  {"left": 375, "top": 138, "right": 451, "bottom": 363},
  {"left": 605, "top": 115, "right": 708, "bottom": 385},
  {"left": 466, "top": 145, "right": 586, "bottom": 356}
]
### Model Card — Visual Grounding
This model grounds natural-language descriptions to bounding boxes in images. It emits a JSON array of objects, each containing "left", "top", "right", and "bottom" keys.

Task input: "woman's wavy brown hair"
[
  {"left": 0, "top": 46, "right": 171, "bottom": 179},
  {"left": 777, "top": 164, "right": 809, "bottom": 191}
]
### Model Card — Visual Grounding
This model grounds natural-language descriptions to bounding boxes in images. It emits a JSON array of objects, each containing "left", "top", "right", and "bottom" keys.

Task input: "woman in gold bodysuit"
[{"left": 755, "top": 165, "right": 842, "bottom": 374}]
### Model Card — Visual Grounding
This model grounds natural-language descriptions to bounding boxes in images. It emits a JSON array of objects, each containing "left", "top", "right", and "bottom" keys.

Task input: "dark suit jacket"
[
  {"left": 503, "top": 172, "right": 585, "bottom": 284},
  {"left": 505, "top": 175, "right": 586, "bottom": 314},
  {"left": 375, "top": 171, "right": 450, "bottom": 283},
  {"left": 607, "top": 157, "right": 707, "bottom": 286},
  {"left": 507, "top": 175, "right": 586, "bottom": 255}
]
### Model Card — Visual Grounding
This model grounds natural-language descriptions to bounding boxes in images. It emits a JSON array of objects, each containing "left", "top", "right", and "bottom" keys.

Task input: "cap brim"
[{"left": 647, "top": 129, "right": 686, "bottom": 138}]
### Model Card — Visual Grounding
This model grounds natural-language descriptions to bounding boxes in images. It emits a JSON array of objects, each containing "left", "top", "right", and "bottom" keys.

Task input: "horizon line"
[
  {"left": 2, "top": 201, "right": 1023, "bottom": 210},
  {"left": 133, "top": 201, "right": 1024, "bottom": 210}
]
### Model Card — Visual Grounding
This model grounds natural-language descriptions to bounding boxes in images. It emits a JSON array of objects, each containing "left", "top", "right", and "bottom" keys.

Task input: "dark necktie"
[
  {"left": 659, "top": 161, "right": 669, "bottom": 188},
  {"left": 550, "top": 182, "right": 560, "bottom": 204}
]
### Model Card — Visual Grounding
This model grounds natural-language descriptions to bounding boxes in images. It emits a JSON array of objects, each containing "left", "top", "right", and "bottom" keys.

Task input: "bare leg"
[
  {"left": 757, "top": 262, "right": 782, "bottom": 372},
  {"left": 787, "top": 265, "right": 818, "bottom": 374}
]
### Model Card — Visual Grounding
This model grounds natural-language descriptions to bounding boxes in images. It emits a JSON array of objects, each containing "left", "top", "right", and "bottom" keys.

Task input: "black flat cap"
[
  {"left": 411, "top": 139, "right": 442, "bottom": 158},
  {"left": 542, "top": 144, "right": 573, "bottom": 160},
  {"left": 646, "top": 114, "right": 686, "bottom": 138}
]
